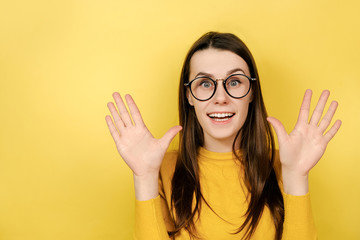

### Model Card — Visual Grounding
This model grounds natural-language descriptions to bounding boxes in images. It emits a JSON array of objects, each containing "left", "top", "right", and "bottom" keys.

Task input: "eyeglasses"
[{"left": 184, "top": 73, "right": 256, "bottom": 101}]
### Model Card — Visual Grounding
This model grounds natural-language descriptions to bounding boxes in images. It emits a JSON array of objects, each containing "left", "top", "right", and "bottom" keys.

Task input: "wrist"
[
  {"left": 133, "top": 173, "right": 159, "bottom": 201},
  {"left": 281, "top": 168, "right": 309, "bottom": 196}
]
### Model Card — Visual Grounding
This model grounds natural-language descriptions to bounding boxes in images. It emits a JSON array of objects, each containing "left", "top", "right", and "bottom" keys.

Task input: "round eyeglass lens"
[
  {"left": 190, "top": 77, "right": 215, "bottom": 100},
  {"left": 225, "top": 74, "right": 250, "bottom": 98}
]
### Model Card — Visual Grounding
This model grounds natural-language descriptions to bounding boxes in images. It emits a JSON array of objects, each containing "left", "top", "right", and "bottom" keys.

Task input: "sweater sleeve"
[
  {"left": 281, "top": 191, "right": 317, "bottom": 240},
  {"left": 273, "top": 150, "right": 318, "bottom": 240},
  {"left": 133, "top": 196, "right": 171, "bottom": 240},
  {"left": 133, "top": 152, "right": 177, "bottom": 240}
]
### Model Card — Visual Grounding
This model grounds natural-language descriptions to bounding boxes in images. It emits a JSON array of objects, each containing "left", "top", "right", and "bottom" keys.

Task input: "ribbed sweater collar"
[{"left": 198, "top": 147, "right": 242, "bottom": 161}]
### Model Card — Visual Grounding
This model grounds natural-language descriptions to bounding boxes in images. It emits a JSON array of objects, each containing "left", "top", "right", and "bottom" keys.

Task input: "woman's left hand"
[{"left": 267, "top": 89, "right": 342, "bottom": 195}]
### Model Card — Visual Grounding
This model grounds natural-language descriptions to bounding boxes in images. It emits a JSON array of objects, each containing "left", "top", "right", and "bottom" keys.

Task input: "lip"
[{"left": 207, "top": 112, "right": 235, "bottom": 125}]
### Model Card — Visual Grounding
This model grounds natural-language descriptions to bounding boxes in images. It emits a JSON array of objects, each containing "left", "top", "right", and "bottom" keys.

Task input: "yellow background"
[{"left": 0, "top": 0, "right": 359, "bottom": 239}]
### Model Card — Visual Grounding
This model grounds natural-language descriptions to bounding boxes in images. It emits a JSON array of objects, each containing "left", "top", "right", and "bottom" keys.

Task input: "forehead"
[{"left": 189, "top": 48, "right": 250, "bottom": 78}]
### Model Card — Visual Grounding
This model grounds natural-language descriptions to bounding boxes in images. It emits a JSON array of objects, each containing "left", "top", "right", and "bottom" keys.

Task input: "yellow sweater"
[{"left": 134, "top": 148, "right": 317, "bottom": 240}]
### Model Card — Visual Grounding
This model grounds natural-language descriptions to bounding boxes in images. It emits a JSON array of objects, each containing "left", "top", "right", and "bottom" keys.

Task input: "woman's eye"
[
  {"left": 200, "top": 80, "right": 213, "bottom": 88},
  {"left": 228, "top": 79, "right": 240, "bottom": 87}
]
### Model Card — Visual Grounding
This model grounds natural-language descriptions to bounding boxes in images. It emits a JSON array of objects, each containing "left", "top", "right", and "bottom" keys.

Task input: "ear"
[
  {"left": 249, "top": 90, "right": 254, "bottom": 103},
  {"left": 187, "top": 89, "right": 194, "bottom": 106}
]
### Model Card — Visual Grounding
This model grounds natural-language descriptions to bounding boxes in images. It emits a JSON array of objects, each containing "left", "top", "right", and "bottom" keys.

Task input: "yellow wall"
[{"left": 0, "top": 0, "right": 359, "bottom": 239}]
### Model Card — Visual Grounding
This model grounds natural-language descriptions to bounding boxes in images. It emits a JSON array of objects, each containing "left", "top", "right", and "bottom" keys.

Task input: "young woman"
[{"left": 105, "top": 32, "right": 341, "bottom": 240}]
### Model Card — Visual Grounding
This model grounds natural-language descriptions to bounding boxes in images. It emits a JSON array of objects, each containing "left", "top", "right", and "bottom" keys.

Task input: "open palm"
[
  {"left": 105, "top": 93, "right": 182, "bottom": 177},
  {"left": 267, "top": 90, "right": 342, "bottom": 176}
]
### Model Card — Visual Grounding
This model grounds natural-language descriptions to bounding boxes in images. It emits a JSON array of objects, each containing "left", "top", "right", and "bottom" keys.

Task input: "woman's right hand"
[{"left": 105, "top": 92, "right": 182, "bottom": 181}]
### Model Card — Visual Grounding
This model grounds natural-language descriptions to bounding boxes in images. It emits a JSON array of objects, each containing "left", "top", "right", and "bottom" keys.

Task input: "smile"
[{"left": 207, "top": 112, "right": 235, "bottom": 122}]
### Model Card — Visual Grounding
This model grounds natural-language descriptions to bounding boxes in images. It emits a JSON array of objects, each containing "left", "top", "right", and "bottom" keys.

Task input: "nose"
[{"left": 212, "top": 79, "right": 229, "bottom": 105}]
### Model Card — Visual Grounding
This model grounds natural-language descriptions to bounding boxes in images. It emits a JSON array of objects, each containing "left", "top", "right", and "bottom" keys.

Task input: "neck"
[{"left": 203, "top": 135, "right": 240, "bottom": 153}]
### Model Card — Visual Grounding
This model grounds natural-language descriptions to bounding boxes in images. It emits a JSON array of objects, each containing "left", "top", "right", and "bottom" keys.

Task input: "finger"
[
  {"left": 309, "top": 90, "right": 330, "bottom": 126},
  {"left": 324, "top": 120, "right": 342, "bottom": 142},
  {"left": 125, "top": 94, "right": 145, "bottom": 127},
  {"left": 267, "top": 117, "right": 288, "bottom": 144},
  {"left": 107, "top": 102, "right": 125, "bottom": 130},
  {"left": 113, "top": 92, "right": 133, "bottom": 127},
  {"left": 318, "top": 101, "right": 338, "bottom": 133},
  {"left": 105, "top": 115, "right": 122, "bottom": 145},
  {"left": 159, "top": 126, "right": 183, "bottom": 149},
  {"left": 296, "top": 89, "right": 312, "bottom": 125}
]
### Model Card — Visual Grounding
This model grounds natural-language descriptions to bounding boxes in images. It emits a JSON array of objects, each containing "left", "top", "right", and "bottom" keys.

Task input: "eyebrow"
[{"left": 194, "top": 68, "right": 246, "bottom": 78}]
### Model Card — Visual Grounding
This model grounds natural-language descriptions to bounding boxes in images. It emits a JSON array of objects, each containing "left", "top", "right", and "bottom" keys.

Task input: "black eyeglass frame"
[{"left": 184, "top": 73, "right": 257, "bottom": 101}]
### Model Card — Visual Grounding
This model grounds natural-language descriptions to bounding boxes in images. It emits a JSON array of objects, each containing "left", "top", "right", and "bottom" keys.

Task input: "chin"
[{"left": 206, "top": 131, "right": 239, "bottom": 143}]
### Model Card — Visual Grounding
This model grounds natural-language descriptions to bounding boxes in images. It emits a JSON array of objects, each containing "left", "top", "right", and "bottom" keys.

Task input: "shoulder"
[
  {"left": 160, "top": 150, "right": 178, "bottom": 178},
  {"left": 159, "top": 151, "right": 178, "bottom": 200}
]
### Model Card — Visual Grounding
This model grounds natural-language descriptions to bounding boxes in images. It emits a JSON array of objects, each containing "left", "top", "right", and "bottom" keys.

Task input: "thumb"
[
  {"left": 159, "top": 125, "right": 182, "bottom": 148},
  {"left": 267, "top": 117, "right": 288, "bottom": 144}
]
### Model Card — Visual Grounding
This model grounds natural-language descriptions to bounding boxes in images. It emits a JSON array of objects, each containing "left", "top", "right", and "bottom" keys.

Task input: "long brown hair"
[{"left": 170, "top": 32, "right": 284, "bottom": 240}]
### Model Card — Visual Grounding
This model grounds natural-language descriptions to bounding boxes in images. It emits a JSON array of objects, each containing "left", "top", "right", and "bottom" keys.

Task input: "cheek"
[
  {"left": 236, "top": 102, "right": 251, "bottom": 126},
  {"left": 241, "top": 103, "right": 250, "bottom": 115},
  {"left": 192, "top": 103, "right": 208, "bottom": 125},
  {"left": 193, "top": 104, "right": 204, "bottom": 119}
]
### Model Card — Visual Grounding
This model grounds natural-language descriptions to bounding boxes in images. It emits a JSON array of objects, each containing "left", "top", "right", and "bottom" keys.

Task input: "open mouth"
[{"left": 207, "top": 112, "right": 235, "bottom": 122}]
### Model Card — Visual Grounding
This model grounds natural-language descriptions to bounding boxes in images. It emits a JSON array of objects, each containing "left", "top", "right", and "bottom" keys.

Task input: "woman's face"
[{"left": 187, "top": 48, "right": 253, "bottom": 152}]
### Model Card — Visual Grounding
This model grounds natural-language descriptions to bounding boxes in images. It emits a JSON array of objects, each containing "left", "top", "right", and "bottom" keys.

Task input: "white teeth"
[
  {"left": 213, "top": 118, "right": 230, "bottom": 121},
  {"left": 208, "top": 113, "right": 234, "bottom": 118}
]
